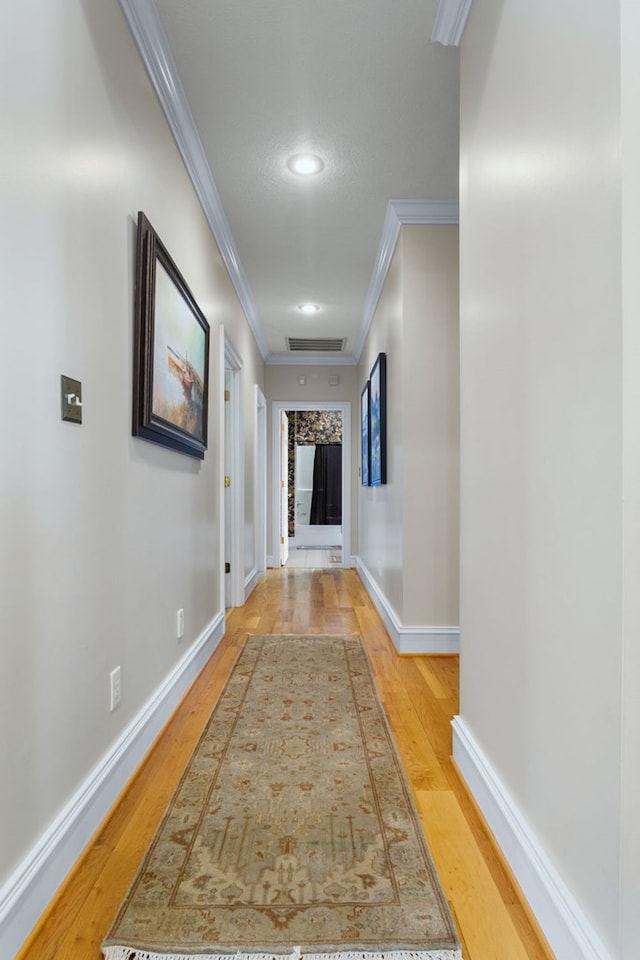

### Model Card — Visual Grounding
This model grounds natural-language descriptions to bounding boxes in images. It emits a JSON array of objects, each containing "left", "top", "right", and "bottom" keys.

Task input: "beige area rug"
[{"left": 102, "top": 634, "right": 461, "bottom": 960}]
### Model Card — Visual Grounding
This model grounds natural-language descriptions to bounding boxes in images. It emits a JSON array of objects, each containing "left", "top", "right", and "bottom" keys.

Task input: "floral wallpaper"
[{"left": 287, "top": 411, "right": 343, "bottom": 534}]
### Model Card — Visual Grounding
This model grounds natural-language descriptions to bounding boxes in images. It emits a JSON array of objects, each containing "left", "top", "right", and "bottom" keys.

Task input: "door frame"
[
  {"left": 279, "top": 410, "right": 290, "bottom": 567},
  {"left": 224, "top": 332, "right": 244, "bottom": 608},
  {"left": 271, "top": 401, "right": 351, "bottom": 567},
  {"left": 254, "top": 384, "right": 267, "bottom": 578}
]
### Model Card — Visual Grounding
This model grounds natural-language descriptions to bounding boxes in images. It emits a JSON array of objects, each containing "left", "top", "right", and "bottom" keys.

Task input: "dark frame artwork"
[
  {"left": 369, "top": 352, "right": 387, "bottom": 486},
  {"left": 361, "top": 381, "right": 371, "bottom": 486},
  {"left": 133, "top": 212, "right": 210, "bottom": 459}
]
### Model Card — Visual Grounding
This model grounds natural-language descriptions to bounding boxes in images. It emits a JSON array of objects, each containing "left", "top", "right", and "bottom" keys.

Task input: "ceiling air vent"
[{"left": 286, "top": 337, "right": 346, "bottom": 352}]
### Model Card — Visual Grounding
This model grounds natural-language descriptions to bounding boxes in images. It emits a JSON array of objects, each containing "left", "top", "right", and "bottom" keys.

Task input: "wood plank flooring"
[{"left": 16, "top": 568, "right": 555, "bottom": 960}]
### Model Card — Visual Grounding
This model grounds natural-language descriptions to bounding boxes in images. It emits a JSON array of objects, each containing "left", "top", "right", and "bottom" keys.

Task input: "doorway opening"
[{"left": 271, "top": 401, "right": 351, "bottom": 569}]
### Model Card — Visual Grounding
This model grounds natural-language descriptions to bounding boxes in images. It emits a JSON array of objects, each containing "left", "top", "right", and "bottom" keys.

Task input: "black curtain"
[{"left": 310, "top": 443, "right": 342, "bottom": 525}]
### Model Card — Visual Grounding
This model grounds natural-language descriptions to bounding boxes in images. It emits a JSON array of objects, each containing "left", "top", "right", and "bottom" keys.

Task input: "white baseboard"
[
  {"left": 452, "top": 716, "right": 613, "bottom": 960},
  {"left": 244, "top": 566, "right": 263, "bottom": 600},
  {"left": 355, "top": 558, "right": 459, "bottom": 654},
  {"left": 0, "top": 612, "right": 225, "bottom": 960}
]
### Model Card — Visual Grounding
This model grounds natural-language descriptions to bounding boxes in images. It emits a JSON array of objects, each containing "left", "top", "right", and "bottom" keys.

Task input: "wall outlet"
[
  {"left": 110, "top": 666, "right": 121, "bottom": 712},
  {"left": 176, "top": 608, "right": 185, "bottom": 639}
]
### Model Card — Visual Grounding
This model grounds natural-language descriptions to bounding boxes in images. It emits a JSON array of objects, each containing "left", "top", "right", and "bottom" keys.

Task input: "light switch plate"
[{"left": 61, "top": 375, "right": 82, "bottom": 423}]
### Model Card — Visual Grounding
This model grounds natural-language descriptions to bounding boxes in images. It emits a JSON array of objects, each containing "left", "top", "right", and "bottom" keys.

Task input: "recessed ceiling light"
[
  {"left": 298, "top": 302, "right": 321, "bottom": 314},
  {"left": 287, "top": 154, "right": 324, "bottom": 176}
]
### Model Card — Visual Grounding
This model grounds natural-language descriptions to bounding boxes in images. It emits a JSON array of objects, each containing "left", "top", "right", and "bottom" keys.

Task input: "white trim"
[
  {"left": 118, "top": 0, "right": 269, "bottom": 360},
  {"left": 265, "top": 353, "right": 358, "bottom": 367},
  {"left": 244, "top": 566, "right": 261, "bottom": 600},
  {"left": 431, "top": 0, "right": 474, "bottom": 47},
  {"left": 254, "top": 384, "right": 268, "bottom": 579},
  {"left": 271, "top": 402, "right": 351, "bottom": 570},
  {"left": 390, "top": 200, "right": 460, "bottom": 224},
  {"left": 452, "top": 717, "right": 613, "bottom": 960},
  {"left": 0, "top": 612, "right": 225, "bottom": 960},
  {"left": 354, "top": 200, "right": 459, "bottom": 360},
  {"left": 217, "top": 325, "right": 227, "bottom": 614},
  {"left": 356, "top": 559, "right": 459, "bottom": 654},
  {"left": 224, "top": 334, "right": 244, "bottom": 608},
  {"left": 224, "top": 333, "right": 243, "bottom": 372}
]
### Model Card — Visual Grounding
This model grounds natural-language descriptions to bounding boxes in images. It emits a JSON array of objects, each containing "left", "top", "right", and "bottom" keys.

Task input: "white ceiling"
[{"left": 136, "top": 0, "right": 460, "bottom": 363}]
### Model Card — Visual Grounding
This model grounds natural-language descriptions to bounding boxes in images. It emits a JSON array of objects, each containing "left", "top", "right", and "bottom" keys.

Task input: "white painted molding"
[
  {"left": 431, "top": 0, "right": 474, "bottom": 47},
  {"left": 216, "top": 326, "right": 227, "bottom": 615},
  {"left": 224, "top": 333, "right": 244, "bottom": 371},
  {"left": 0, "top": 612, "right": 225, "bottom": 960},
  {"left": 390, "top": 200, "right": 460, "bottom": 224},
  {"left": 223, "top": 331, "right": 245, "bottom": 609},
  {"left": 118, "top": 0, "right": 270, "bottom": 359},
  {"left": 265, "top": 352, "right": 358, "bottom": 367},
  {"left": 244, "top": 566, "right": 261, "bottom": 600},
  {"left": 356, "top": 559, "right": 459, "bottom": 654},
  {"left": 354, "top": 200, "right": 459, "bottom": 360},
  {"left": 452, "top": 717, "right": 613, "bottom": 960},
  {"left": 253, "top": 384, "right": 268, "bottom": 579}
]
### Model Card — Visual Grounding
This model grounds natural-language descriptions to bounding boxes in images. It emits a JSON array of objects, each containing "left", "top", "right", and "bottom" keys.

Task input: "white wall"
[
  {"left": 459, "top": 0, "right": 626, "bottom": 953},
  {"left": 0, "top": 0, "right": 262, "bottom": 924},
  {"left": 620, "top": 2, "right": 640, "bottom": 954},
  {"left": 401, "top": 226, "right": 459, "bottom": 626},
  {"left": 358, "top": 225, "right": 459, "bottom": 636}
]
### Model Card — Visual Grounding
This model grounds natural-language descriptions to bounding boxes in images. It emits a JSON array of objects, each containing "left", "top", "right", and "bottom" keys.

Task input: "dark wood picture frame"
[
  {"left": 361, "top": 380, "right": 371, "bottom": 486},
  {"left": 369, "top": 352, "right": 387, "bottom": 485},
  {"left": 133, "top": 212, "right": 210, "bottom": 460}
]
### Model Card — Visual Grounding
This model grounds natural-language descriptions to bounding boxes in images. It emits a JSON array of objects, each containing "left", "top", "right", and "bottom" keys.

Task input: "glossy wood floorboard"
[{"left": 17, "top": 568, "right": 555, "bottom": 960}]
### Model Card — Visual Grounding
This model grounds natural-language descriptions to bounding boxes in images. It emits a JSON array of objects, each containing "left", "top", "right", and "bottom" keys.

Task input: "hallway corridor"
[{"left": 18, "top": 570, "right": 554, "bottom": 960}]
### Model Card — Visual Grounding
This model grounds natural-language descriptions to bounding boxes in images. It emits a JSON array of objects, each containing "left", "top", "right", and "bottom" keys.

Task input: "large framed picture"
[
  {"left": 361, "top": 380, "right": 371, "bottom": 486},
  {"left": 133, "top": 212, "right": 210, "bottom": 459},
  {"left": 369, "top": 352, "right": 387, "bottom": 486}
]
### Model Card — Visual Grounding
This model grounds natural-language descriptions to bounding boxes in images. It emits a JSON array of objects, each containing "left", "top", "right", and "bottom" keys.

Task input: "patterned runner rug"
[{"left": 102, "top": 634, "right": 461, "bottom": 960}]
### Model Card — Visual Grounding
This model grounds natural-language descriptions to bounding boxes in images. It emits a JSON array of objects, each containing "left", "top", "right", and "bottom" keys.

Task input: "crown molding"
[
  {"left": 431, "top": 0, "right": 473, "bottom": 47},
  {"left": 354, "top": 200, "right": 459, "bottom": 361},
  {"left": 118, "top": 0, "right": 270, "bottom": 360}
]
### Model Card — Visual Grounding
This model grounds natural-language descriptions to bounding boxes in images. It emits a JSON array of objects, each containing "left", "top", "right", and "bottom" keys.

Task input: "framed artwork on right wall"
[{"left": 369, "top": 352, "right": 387, "bottom": 486}]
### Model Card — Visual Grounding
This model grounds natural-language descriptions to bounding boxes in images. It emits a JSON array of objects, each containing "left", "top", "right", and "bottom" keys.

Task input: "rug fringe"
[{"left": 102, "top": 948, "right": 462, "bottom": 960}]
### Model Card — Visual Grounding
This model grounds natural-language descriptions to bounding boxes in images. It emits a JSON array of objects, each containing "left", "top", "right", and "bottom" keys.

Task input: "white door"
[
  {"left": 224, "top": 369, "right": 232, "bottom": 605},
  {"left": 280, "top": 410, "right": 289, "bottom": 566},
  {"left": 255, "top": 386, "right": 267, "bottom": 576}
]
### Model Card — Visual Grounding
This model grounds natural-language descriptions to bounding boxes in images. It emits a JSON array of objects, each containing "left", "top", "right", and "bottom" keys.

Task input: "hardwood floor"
[{"left": 17, "top": 569, "right": 555, "bottom": 960}]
